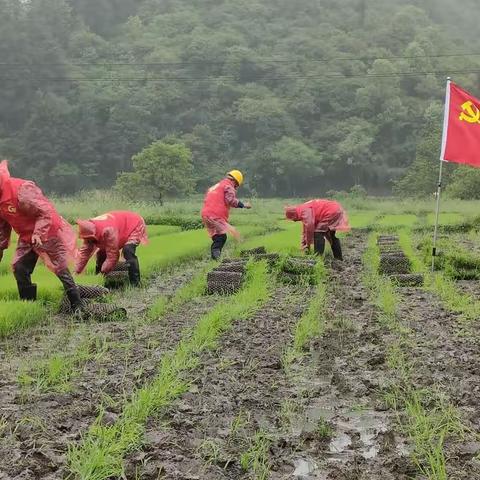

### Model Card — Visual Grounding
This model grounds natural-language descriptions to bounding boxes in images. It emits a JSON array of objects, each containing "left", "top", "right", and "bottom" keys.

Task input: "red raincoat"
[
  {"left": 0, "top": 161, "right": 76, "bottom": 273},
  {"left": 285, "top": 199, "right": 350, "bottom": 250},
  {"left": 201, "top": 178, "right": 241, "bottom": 238},
  {"left": 75, "top": 211, "right": 148, "bottom": 274}
]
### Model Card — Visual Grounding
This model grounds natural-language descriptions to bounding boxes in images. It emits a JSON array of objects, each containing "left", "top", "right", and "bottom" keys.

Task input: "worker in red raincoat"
[
  {"left": 201, "top": 170, "right": 251, "bottom": 259},
  {"left": 75, "top": 211, "right": 148, "bottom": 286},
  {"left": 285, "top": 199, "right": 350, "bottom": 260},
  {"left": 0, "top": 160, "right": 82, "bottom": 309}
]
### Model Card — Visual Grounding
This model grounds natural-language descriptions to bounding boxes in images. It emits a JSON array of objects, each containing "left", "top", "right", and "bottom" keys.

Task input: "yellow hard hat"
[{"left": 227, "top": 169, "right": 244, "bottom": 186}]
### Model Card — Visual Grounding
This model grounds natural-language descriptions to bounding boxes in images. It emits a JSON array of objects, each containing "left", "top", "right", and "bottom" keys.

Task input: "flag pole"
[{"left": 432, "top": 77, "right": 451, "bottom": 272}]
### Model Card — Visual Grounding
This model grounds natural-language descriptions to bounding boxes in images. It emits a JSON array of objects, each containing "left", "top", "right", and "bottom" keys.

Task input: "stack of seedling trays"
[
  {"left": 104, "top": 261, "right": 130, "bottom": 289},
  {"left": 240, "top": 246, "right": 280, "bottom": 267},
  {"left": 377, "top": 235, "right": 423, "bottom": 287},
  {"left": 207, "top": 258, "right": 248, "bottom": 295},
  {"left": 59, "top": 284, "right": 127, "bottom": 321},
  {"left": 279, "top": 257, "right": 318, "bottom": 285}
]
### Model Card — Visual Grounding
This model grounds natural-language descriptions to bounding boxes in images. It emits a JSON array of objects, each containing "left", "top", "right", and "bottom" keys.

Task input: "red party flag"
[{"left": 441, "top": 81, "right": 480, "bottom": 167}]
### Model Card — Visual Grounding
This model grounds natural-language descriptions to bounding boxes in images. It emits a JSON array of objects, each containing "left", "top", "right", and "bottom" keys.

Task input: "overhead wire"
[{"left": 1, "top": 51, "right": 480, "bottom": 67}]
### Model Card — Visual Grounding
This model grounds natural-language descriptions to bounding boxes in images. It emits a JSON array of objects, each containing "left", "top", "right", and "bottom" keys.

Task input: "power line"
[
  {"left": 1, "top": 69, "right": 479, "bottom": 82},
  {"left": 1, "top": 52, "right": 480, "bottom": 67}
]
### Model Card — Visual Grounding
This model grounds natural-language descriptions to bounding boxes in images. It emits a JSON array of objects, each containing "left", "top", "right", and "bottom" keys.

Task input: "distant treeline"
[{"left": 1, "top": 0, "right": 480, "bottom": 197}]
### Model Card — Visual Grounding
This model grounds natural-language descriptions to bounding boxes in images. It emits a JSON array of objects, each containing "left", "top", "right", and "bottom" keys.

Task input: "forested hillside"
[{"left": 1, "top": 0, "right": 480, "bottom": 196}]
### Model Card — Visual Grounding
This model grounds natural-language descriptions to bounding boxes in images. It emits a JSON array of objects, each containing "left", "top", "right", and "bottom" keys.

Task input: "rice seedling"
[
  {"left": 0, "top": 300, "right": 49, "bottom": 338},
  {"left": 363, "top": 232, "right": 467, "bottom": 479},
  {"left": 67, "top": 261, "right": 270, "bottom": 480},
  {"left": 239, "top": 430, "right": 271, "bottom": 480}
]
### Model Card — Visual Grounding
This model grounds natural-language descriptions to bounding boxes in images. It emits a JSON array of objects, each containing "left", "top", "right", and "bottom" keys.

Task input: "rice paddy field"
[{"left": 1, "top": 195, "right": 480, "bottom": 480}]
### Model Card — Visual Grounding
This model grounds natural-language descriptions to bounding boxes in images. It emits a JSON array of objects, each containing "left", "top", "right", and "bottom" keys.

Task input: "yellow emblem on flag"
[{"left": 459, "top": 101, "right": 480, "bottom": 124}]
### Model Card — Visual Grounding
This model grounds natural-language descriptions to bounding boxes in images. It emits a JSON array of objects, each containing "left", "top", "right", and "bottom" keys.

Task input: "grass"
[
  {"left": 67, "top": 261, "right": 270, "bottom": 480},
  {"left": 0, "top": 300, "right": 48, "bottom": 338},
  {"left": 239, "top": 430, "right": 271, "bottom": 480},
  {"left": 398, "top": 230, "right": 480, "bottom": 323}
]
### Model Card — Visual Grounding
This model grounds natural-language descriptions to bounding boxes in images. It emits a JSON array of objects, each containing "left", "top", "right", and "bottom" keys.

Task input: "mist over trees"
[{"left": 1, "top": 0, "right": 480, "bottom": 197}]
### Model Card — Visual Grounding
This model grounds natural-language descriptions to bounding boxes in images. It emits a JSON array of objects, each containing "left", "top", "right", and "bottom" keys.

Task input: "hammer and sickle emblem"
[
  {"left": 7, "top": 205, "right": 16, "bottom": 213},
  {"left": 459, "top": 101, "right": 480, "bottom": 124}
]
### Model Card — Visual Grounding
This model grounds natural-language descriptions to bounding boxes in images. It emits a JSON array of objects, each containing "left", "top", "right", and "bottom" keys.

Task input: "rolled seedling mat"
[
  {"left": 84, "top": 303, "right": 127, "bottom": 321},
  {"left": 390, "top": 274, "right": 424, "bottom": 287},
  {"left": 278, "top": 272, "right": 316, "bottom": 285},
  {"left": 253, "top": 253, "right": 280, "bottom": 264},
  {"left": 59, "top": 284, "right": 110, "bottom": 314},
  {"left": 378, "top": 245, "right": 403, "bottom": 255},
  {"left": 111, "top": 261, "right": 129, "bottom": 272},
  {"left": 104, "top": 270, "right": 129, "bottom": 289},
  {"left": 214, "top": 262, "right": 246, "bottom": 274},
  {"left": 207, "top": 271, "right": 244, "bottom": 295},
  {"left": 241, "top": 246, "right": 267, "bottom": 257},
  {"left": 379, "top": 254, "right": 412, "bottom": 275},
  {"left": 282, "top": 258, "right": 317, "bottom": 275},
  {"left": 377, "top": 235, "right": 399, "bottom": 243},
  {"left": 221, "top": 258, "right": 248, "bottom": 265}
]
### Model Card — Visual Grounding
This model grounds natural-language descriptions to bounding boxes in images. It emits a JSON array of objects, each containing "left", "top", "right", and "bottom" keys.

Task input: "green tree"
[
  {"left": 393, "top": 102, "right": 455, "bottom": 197},
  {"left": 447, "top": 166, "right": 480, "bottom": 199},
  {"left": 115, "top": 140, "right": 195, "bottom": 203}
]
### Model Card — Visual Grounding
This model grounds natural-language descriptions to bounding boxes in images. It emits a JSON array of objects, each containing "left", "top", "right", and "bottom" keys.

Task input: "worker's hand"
[
  {"left": 244, "top": 202, "right": 252, "bottom": 209},
  {"left": 31, "top": 234, "right": 43, "bottom": 248}
]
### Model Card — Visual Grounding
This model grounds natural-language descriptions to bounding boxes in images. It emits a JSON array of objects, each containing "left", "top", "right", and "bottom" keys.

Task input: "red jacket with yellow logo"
[{"left": 0, "top": 176, "right": 63, "bottom": 248}]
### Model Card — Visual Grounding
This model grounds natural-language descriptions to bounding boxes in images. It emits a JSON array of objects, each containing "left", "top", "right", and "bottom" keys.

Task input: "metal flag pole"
[{"left": 432, "top": 77, "right": 451, "bottom": 272}]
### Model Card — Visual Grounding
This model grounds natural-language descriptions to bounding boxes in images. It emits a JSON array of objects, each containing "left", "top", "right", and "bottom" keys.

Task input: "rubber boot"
[
  {"left": 66, "top": 287, "right": 84, "bottom": 314},
  {"left": 123, "top": 244, "right": 141, "bottom": 286},
  {"left": 18, "top": 283, "right": 37, "bottom": 301},
  {"left": 127, "top": 259, "right": 141, "bottom": 286},
  {"left": 211, "top": 234, "right": 227, "bottom": 260},
  {"left": 331, "top": 235, "right": 343, "bottom": 261},
  {"left": 313, "top": 232, "right": 326, "bottom": 256}
]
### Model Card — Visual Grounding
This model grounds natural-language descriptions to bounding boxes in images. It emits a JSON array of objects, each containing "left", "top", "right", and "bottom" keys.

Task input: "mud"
[
  {"left": 397, "top": 288, "right": 480, "bottom": 479},
  {"left": 125, "top": 233, "right": 411, "bottom": 480},
  {"left": 0, "top": 261, "right": 213, "bottom": 480}
]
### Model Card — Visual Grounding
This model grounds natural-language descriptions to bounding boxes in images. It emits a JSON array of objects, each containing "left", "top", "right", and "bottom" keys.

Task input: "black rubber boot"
[
  {"left": 123, "top": 244, "right": 141, "bottom": 286},
  {"left": 95, "top": 250, "right": 107, "bottom": 275},
  {"left": 66, "top": 287, "right": 84, "bottom": 313},
  {"left": 313, "top": 232, "right": 326, "bottom": 256},
  {"left": 211, "top": 234, "right": 227, "bottom": 260},
  {"left": 18, "top": 283, "right": 37, "bottom": 301},
  {"left": 331, "top": 234, "right": 343, "bottom": 261}
]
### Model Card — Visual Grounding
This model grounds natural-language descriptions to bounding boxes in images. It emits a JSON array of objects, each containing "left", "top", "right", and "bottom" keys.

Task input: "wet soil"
[
  {"left": 270, "top": 233, "right": 412, "bottom": 480},
  {"left": 397, "top": 288, "right": 480, "bottom": 479},
  {"left": 2, "top": 234, "right": 479, "bottom": 480},
  {"left": 126, "top": 233, "right": 411, "bottom": 480},
  {"left": 0, "top": 261, "right": 214, "bottom": 480},
  {"left": 128, "top": 283, "right": 309, "bottom": 479}
]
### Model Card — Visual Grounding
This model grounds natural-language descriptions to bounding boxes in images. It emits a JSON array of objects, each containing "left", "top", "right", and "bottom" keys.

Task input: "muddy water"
[{"left": 0, "top": 261, "right": 212, "bottom": 479}]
